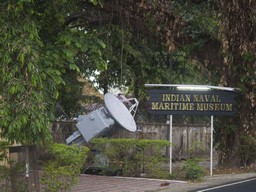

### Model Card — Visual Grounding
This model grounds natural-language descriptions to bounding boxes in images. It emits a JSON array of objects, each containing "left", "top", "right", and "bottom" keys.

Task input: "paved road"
[
  {"left": 160, "top": 173, "right": 256, "bottom": 192},
  {"left": 195, "top": 178, "right": 256, "bottom": 192}
]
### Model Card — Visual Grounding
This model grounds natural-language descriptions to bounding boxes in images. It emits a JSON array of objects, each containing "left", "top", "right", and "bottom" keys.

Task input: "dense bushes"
[
  {"left": 0, "top": 139, "right": 207, "bottom": 192},
  {"left": 0, "top": 141, "right": 10, "bottom": 191},
  {"left": 240, "top": 135, "right": 256, "bottom": 167},
  {"left": 90, "top": 138, "right": 171, "bottom": 179},
  {"left": 183, "top": 158, "right": 204, "bottom": 181},
  {"left": 41, "top": 143, "right": 89, "bottom": 192}
]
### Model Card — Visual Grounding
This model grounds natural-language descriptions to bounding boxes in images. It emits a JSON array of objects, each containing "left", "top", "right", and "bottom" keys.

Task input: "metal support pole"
[
  {"left": 25, "top": 146, "right": 30, "bottom": 191},
  {"left": 25, "top": 146, "right": 29, "bottom": 178},
  {"left": 169, "top": 115, "right": 173, "bottom": 174},
  {"left": 210, "top": 115, "right": 214, "bottom": 176}
]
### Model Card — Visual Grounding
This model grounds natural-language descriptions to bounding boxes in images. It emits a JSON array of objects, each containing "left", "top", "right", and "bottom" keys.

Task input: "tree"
[
  {"left": 76, "top": 0, "right": 256, "bottom": 165},
  {"left": 77, "top": 0, "right": 211, "bottom": 97},
  {"left": 214, "top": 0, "right": 256, "bottom": 166},
  {"left": 1, "top": 0, "right": 254, "bottom": 166},
  {"left": 0, "top": 0, "right": 106, "bottom": 144}
]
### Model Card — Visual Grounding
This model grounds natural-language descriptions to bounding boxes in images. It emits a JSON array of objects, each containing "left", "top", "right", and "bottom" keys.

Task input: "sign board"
[{"left": 147, "top": 89, "right": 237, "bottom": 116}]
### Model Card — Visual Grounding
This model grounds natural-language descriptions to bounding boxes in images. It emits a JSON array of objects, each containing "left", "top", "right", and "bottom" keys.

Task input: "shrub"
[
  {"left": 183, "top": 158, "right": 204, "bottom": 181},
  {"left": 90, "top": 138, "right": 170, "bottom": 178},
  {"left": 0, "top": 141, "right": 10, "bottom": 191},
  {"left": 41, "top": 143, "right": 89, "bottom": 192},
  {"left": 240, "top": 135, "right": 256, "bottom": 167}
]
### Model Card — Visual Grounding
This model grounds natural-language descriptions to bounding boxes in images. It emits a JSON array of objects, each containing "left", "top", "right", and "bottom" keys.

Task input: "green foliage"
[
  {"left": 0, "top": 141, "right": 9, "bottom": 162},
  {"left": 89, "top": 0, "right": 104, "bottom": 7},
  {"left": 0, "top": 0, "right": 254, "bottom": 167},
  {"left": 0, "top": 0, "right": 107, "bottom": 143},
  {"left": 0, "top": 1, "right": 54, "bottom": 143},
  {"left": 82, "top": 1, "right": 217, "bottom": 98},
  {"left": 91, "top": 138, "right": 170, "bottom": 178},
  {"left": 171, "top": 0, "right": 218, "bottom": 38},
  {"left": 52, "top": 29, "right": 107, "bottom": 116},
  {"left": 214, "top": 118, "right": 240, "bottom": 164},
  {"left": 41, "top": 143, "right": 89, "bottom": 192},
  {"left": 240, "top": 135, "right": 256, "bottom": 167},
  {"left": 0, "top": 166, "right": 10, "bottom": 192},
  {"left": 183, "top": 158, "right": 204, "bottom": 181},
  {"left": 0, "top": 141, "right": 10, "bottom": 191}
]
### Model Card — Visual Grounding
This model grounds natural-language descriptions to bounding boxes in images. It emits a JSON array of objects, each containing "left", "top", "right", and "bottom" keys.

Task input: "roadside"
[
  {"left": 158, "top": 172, "right": 256, "bottom": 192},
  {"left": 70, "top": 159, "right": 256, "bottom": 192},
  {"left": 71, "top": 174, "right": 186, "bottom": 192},
  {"left": 69, "top": 172, "right": 256, "bottom": 192}
]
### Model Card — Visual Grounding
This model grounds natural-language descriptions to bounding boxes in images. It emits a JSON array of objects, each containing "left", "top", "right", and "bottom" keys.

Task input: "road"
[{"left": 195, "top": 177, "right": 256, "bottom": 192}]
